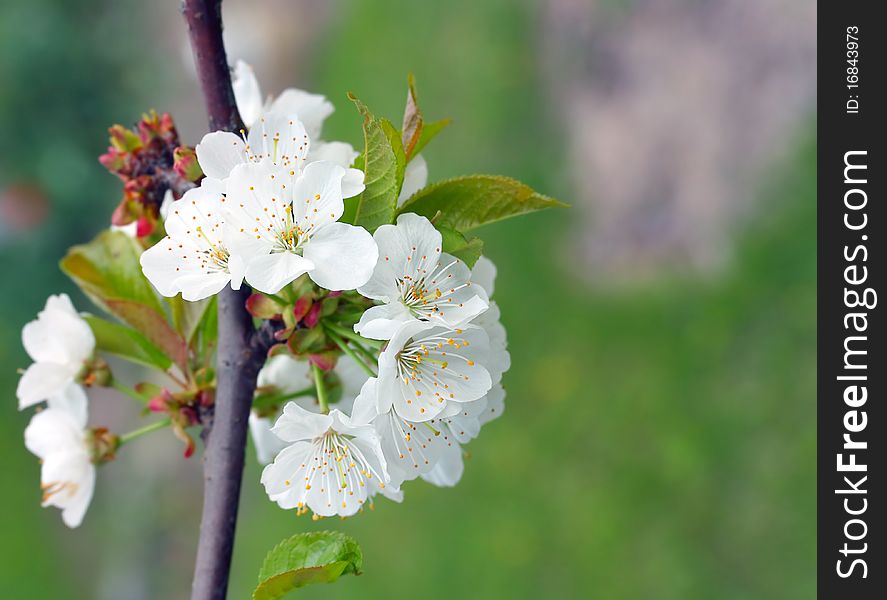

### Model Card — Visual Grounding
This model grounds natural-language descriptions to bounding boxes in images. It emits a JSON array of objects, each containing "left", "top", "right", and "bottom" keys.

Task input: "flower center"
[{"left": 395, "top": 256, "right": 466, "bottom": 319}]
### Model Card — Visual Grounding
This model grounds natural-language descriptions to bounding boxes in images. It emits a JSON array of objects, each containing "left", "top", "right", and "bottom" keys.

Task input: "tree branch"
[{"left": 181, "top": 1, "right": 260, "bottom": 599}]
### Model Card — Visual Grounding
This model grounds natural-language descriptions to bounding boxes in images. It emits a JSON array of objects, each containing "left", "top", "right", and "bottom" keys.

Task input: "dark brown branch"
[{"left": 181, "top": 1, "right": 258, "bottom": 599}]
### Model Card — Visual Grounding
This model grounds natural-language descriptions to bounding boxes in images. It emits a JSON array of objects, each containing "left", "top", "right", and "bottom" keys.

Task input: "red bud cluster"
[{"left": 99, "top": 111, "right": 203, "bottom": 241}]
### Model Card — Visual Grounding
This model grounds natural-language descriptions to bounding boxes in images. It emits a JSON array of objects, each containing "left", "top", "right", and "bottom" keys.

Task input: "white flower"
[
  {"left": 375, "top": 320, "right": 492, "bottom": 422},
  {"left": 249, "top": 354, "right": 370, "bottom": 465},
  {"left": 352, "top": 377, "right": 489, "bottom": 488},
  {"left": 261, "top": 402, "right": 390, "bottom": 517},
  {"left": 397, "top": 154, "right": 428, "bottom": 205},
  {"left": 224, "top": 160, "right": 378, "bottom": 294},
  {"left": 470, "top": 255, "right": 497, "bottom": 297},
  {"left": 355, "top": 213, "right": 488, "bottom": 340},
  {"left": 232, "top": 59, "right": 333, "bottom": 138},
  {"left": 477, "top": 382, "right": 506, "bottom": 426},
  {"left": 140, "top": 179, "right": 249, "bottom": 301},
  {"left": 23, "top": 386, "right": 95, "bottom": 528},
  {"left": 203, "top": 60, "right": 364, "bottom": 197},
  {"left": 17, "top": 294, "right": 95, "bottom": 410},
  {"left": 469, "top": 256, "right": 510, "bottom": 384}
]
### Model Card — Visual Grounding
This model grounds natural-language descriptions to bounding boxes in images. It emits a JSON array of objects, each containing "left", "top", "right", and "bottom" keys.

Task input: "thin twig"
[{"left": 181, "top": 1, "right": 261, "bottom": 599}]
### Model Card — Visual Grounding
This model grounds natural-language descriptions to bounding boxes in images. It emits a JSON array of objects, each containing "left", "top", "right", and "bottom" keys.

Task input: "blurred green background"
[{"left": 0, "top": 0, "right": 814, "bottom": 598}]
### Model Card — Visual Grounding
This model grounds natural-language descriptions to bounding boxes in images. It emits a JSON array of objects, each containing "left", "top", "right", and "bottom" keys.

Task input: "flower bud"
[
  {"left": 136, "top": 215, "right": 154, "bottom": 238},
  {"left": 173, "top": 146, "right": 203, "bottom": 182},
  {"left": 246, "top": 293, "right": 283, "bottom": 320},
  {"left": 308, "top": 351, "right": 338, "bottom": 372},
  {"left": 77, "top": 357, "right": 112, "bottom": 388},
  {"left": 303, "top": 301, "right": 323, "bottom": 329},
  {"left": 88, "top": 427, "right": 120, "bottom": 464}
]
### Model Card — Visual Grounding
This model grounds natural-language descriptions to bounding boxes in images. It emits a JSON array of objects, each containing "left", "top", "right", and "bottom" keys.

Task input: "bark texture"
[{"left": 182, "top": 1, "right": 262, "bottom": 598}]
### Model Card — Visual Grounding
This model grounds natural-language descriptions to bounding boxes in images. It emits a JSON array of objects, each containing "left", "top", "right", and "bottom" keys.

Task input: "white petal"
[
  {"left": 271, "top": 401, "right": 332, "bottom": 442},
  {"left": 232, "top": 60, "right": 264, "bottom": 128},
  {"left": 477, "top": 383, "right": 506, "bottom": 426},
  {"left": 195, "top": 131, "right": 249, "bottom": 180},
  {"left": 17, "top": 363, "right": 76, "bottom": 410},
  {"left": 223, "top": 161, "right": 293, "bottom": 250},
  {"left": 397, "top": 154, "right": 428, "bottom": 206},
  {"left": 40, "top": 451, "right": 95, "bottom": 528},
  {"left": 23, "top": 295, "right": 94, "bottom": 365},
  {"left": 249, "top": 412, "right": 288, "bottom": 465},
  {"left": 341, "top": 168, "right": 366, "bottom": 199},
  {"left": 244, "top": 251, "right": 314, "bottom": 295},
  {"left": 378, "top": 322, "right": 492, "bottom": 422},
  {"left": 357, "top": 212, "right": 442, "bottom": 301},
  {"left": 24, "top": 406, "right": 84, "bottom": 458},
  {"left": 59, "top": 464, "right": 95, "bottom": 528},
  {"left": 290, "top": 161, "right": 347, "bottom": 232},
  {"left": 178, "top": 272, "right": 234, "bottom": 302},
  {"left": 472, "top": 301, "right": 510, "bottom": 384},
  {"left": 44, "top": 293, "right": 76, "bottom": 314},
  {"left": 420, "top": 440, "right": 464, "bottom": 487},
  {"left": 354, "top": 303, "right": 414, "bottom": 340},
  {"left": 261, "top": 441, "right": 313, "bottom": 501},
  {"left": 350, "top": 377, "right": 380, "bottom": 425},
  {"left": 303, "top": 222, "right": 378, "bottom": 291},
  {"left": 269, "top": 88, "right": 334, "bottom": 140},
  {"left": 326, "top": 354, "right": 369, "bottom": 416},
  {"left": 46, "top": 384, "right": 89, "bottom": 428},
  {"left": 308, "top": 141, "right": 359, "bottom": 169},
  {"left": 376, "top": 410, "right": 449, "bottom": 485},
  {"left": 246, "top": 112, "right": 310, "bottom": 175},
  {"left": 471, "top": 255, "right": 497, "bottom": 297},
  {"left": 257, "top": 354, "right": 312, "bottom": 393}
]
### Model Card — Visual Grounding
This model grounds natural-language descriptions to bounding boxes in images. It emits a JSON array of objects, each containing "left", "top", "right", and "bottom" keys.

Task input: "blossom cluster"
[{"left": 15, "top": 60, "right": 521, "bottom": 528}]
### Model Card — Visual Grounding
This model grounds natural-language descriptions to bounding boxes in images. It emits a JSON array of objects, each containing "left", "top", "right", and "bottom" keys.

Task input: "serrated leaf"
[
  {"left": 380, "top": 117, "right": 406, "bottom": 198},
  {"left": 344, "top": 94, "right": 400, "bottom": 232},
  {"left": 410, "top": 118, "right": 450, "bottom": 158},
  {"left": 104, "top": 299, "right": 188, "bottom": 369},
  {"left": 438, "top": 226, "right": 484, "bottom": 268},
  {"left": 60, "top": 230, "right": 164, "bottom": 313},
  {"left": 398, "top": 175, "right": 567, "bottom": 232},
  {"left": 83, "top": 315, "right": 172, "bottom": 371},
  {"left": 253, "top": 531, "right": 363, "bottom": 600},
  {"left": 401, "top": 73, "right": 424, "bottom": 160},
  {"left": 61, "top": 231, "right": 187, "bottom": 370}
]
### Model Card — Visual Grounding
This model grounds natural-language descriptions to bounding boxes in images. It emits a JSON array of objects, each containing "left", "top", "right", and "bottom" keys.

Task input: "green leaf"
[
  {"left": 410, "top": 118, "right": 451, "bottom": 158},
  {"left": 398, "top": 175, "right": 567, "bottom": 232},
  {"left": 380, "top": 117, "right": 406, "bottom": 198},
  {"left": 83, "top": 315, "right": 172, "bottom": 371},
  {"left": 401, "top": 73, "right": 424, "bottom": 160},
  {"left": 168, "top": 296, "right": 211, "bottom": 344},
  {"left": 438, "top": 226, "right": 484, "bottom": 268},
  {"left": 253, "top": 531, "right": 363, "bottom": 600},
  {"left": 60, "top": 230, "right": 188, "bottom": 370},
  {"left": 343, "top": 93, "right": 400, "bottom": 232}
]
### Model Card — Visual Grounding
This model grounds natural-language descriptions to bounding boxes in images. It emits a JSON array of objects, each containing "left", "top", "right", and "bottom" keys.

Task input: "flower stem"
[
  {"left": 326, "top": 329, "right": 377, "bottom": 378},
  {"left": 323, "top": 321, "right": 383, "bottom": 349},
  {"left": 312, "top": 363, "right": 330, "bottom": 414},
  {"left": 118, "top": 418, "right": 171, "bottom": 446},
  {"left": 111, "top": 379, "right": 148, "bottom": 404}
]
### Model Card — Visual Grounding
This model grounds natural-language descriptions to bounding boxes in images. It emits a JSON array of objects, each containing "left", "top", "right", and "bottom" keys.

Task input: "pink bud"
[
  {"left": 147, "top": 395, "right": 167, "bottom": 412},
  {"left": 292, "top": 296, "right": 313, "bottom": 323},
  {"left": 309, "top": 352, "right": 338, "bottom": 372},
  {"left": 135, "top": 216, "right": 154, "bottom": 238},
  {"left": 303, "top": 301, "right": 323, "bottom": 329},
  {"left": 173, "top": 146, "right": 203, "bottom": 182}
]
